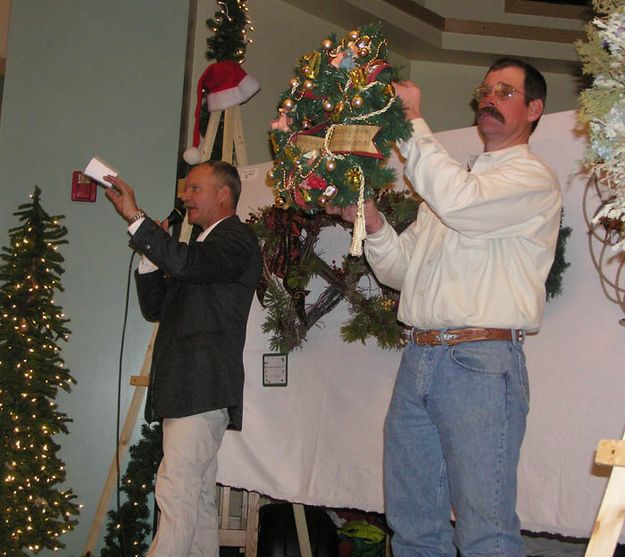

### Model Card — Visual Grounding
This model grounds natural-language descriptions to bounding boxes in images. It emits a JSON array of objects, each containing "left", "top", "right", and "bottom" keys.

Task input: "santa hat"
[{"left": 184, "top": 60, "right": 260, "bottom": 165}]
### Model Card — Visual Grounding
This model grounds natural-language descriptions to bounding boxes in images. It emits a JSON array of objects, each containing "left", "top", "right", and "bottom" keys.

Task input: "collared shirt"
[
  {"left": 364, "top": 118, "right": 562, "bottom": 331},
  {"left": 128, "top": 216, "right": 227, "bottom": 274}
]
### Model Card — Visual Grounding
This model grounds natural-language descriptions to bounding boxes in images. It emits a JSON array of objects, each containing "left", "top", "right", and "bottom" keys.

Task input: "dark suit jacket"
[{"left": 130, "top": 215, "right": 262, "bottom": 430}]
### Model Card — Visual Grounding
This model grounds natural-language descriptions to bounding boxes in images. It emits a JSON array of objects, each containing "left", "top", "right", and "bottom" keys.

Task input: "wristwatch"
[{"left": 128, "top": 210, "right": 146, "bottom": 224}]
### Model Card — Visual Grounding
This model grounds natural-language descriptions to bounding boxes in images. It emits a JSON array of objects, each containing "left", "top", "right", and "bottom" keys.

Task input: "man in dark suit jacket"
[{"left": 105, "top": 161, "right": 262, "bottom": 557}]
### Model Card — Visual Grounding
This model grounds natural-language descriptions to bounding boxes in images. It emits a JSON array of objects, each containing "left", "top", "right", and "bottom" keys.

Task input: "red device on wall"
[{"left": 71, "top": 171, "right": 98, "bottom": 202}]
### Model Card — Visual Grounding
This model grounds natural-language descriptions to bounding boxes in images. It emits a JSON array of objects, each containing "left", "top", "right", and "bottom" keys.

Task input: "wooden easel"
[
  {"left": 82, "top": 102, "right": 260, "bottom": 557},
  {"left": 196, "top": 104, "right": 247, "bottom": 166},
  {"left": 585, "top": 429, "right": 625, "bottom": 557}
]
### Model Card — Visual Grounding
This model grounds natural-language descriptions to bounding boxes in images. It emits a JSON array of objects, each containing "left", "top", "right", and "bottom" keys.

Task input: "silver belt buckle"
[{"left": 437, "top": 330, "right": 459, "bottom": 343}]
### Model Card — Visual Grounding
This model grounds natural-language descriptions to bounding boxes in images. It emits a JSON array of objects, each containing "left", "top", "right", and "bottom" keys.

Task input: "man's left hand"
[{"left": 393, "top": 80, "right": 423, "bottom": 121}]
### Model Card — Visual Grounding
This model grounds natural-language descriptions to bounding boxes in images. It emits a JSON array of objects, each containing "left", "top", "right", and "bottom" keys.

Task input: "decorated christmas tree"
[
  {"left": 206, "top": 0, "right": 253, "bottom": 63},
  {"left": 268, "top": 23, "right": 412, "bottom": 212},
  {"left": 0, "top": 187, "right": 79, "bottom": 555}
]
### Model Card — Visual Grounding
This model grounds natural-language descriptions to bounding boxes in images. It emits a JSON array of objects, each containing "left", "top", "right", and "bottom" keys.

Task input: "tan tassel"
[{"left": 349, "top": 168, "right": 366, "bottom": 257}]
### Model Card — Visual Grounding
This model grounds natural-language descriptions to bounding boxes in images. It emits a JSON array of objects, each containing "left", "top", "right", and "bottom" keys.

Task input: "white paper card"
[{"left": 84, "top": 157, "right": 118, "bottom": 187}]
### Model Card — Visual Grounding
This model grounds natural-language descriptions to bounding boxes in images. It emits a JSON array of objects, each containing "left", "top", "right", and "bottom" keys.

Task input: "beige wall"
[
  {"left": 188, "top": 2, "right": 582, "bottom": 164},
  {"left": 189, "top": 0, "right": 411, "bottom": 165},
  {"left": 410, "top": 59, "right": 582, "bottom": 133}
]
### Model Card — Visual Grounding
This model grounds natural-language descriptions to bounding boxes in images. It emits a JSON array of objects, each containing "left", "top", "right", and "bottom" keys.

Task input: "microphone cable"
[
  {"left": 112, "top": 205, "right": 184, "bottom": 555},
  {"left": 114, "top": 248, "right": 137, "bottom": 557}
]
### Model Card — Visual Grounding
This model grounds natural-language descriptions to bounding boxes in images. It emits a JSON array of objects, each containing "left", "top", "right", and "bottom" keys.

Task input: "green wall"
[{"left": 0, "top": 2, "right": 189, "bottom": 555}]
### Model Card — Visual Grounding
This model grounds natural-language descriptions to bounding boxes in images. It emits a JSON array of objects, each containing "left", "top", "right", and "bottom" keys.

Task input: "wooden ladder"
[{"left": 584, "top": 429, "right": 625, "bottom": 557}]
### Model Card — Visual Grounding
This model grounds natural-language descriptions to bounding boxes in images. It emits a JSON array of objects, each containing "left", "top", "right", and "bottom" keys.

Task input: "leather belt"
[{"left": 411, "top": 327, "right": 524, "bottom": 346}]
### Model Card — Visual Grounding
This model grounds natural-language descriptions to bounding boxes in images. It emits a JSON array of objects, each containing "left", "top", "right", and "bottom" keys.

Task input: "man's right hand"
[{"left": 325, "top": 200, "right": 384, "bottom": 234}]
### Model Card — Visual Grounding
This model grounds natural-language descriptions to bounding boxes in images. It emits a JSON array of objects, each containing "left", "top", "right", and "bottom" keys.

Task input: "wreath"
[
  {"left": 267, "top": 23, "right": 412, "bottom": 255},
  {"left": 249, "top": 189, "right": 420, "bottom": 353}
]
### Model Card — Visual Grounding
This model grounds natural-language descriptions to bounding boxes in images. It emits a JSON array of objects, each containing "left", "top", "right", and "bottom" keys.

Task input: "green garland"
[
  {"left": 250, "top": 194, "right": 570, "bottom": 353},
  {"left": 267, "top": 23, "right": 412, "bottom": 211},
  {"left": 99, "top": 423, "right": 163, "bottom": 557}
]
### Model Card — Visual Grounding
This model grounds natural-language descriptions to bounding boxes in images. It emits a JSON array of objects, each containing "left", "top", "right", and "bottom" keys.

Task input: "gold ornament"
[
  {"left": 267, "top": 168, "right": 275, "bottom": 180},
  {"left": 322, "top": 38, "right": 333, "bottom": 51},
  {"left": 275, "top": 196, "right": 285, "bottom": 207},
  {"left": 351, "top": 95, "right": 364, "bottom": 109},
  {"left": 325, "top": 158, "right": 337, "bottom": 172},
  {"left": 347, "top": 29, "right": 360, "bottom": 41},
  {"left": 332, "top": 101, "right": 344, "bottom": 119},
  {"left": 289, "top": 77, "right": 299, "bottom": 89},
  {"left": 270, "top": 134, "right": 280, "bottom": 154},
  {"left": 358, "top": 47, "right": 370, "bottom": 58},
  {"left": 282, "top": 98, "right": 295, "bottom": 111},
  {"left": 303, "top": 79, "right": 315, "bottom": 91},
  {"left": 300, "top": 187, "right": 312, "bottom": 203},
  {"left": 349, "top": 68, "right": 367, "bottom": 88},
  {"left": 345, "top": 167, "right": 362, "bottom": 189},
  {"left": 284, "top": 144, "right": 299, "bottom": 162},
  {"left": 357, "top": 36, "right": 371, "bottom": 49},
  {"left": 301, "top": 51, "right": 321, "bottom": 79},
  {"left": 322, "top": 98, "right": 334, "bottom": 112},
  {"left": 317, "top": 195, "right": 328, "bottom": 207},
  {"left": 302, "top": 119, "right": 312, "bottom": 130}
]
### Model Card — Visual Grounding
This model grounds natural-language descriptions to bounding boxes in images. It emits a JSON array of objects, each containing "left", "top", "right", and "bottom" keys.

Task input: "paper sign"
[{"left": 84, "top": 157, "right": 118, "bottom": 187}]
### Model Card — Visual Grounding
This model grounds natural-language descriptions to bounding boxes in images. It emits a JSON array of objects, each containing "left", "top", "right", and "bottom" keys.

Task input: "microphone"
[{"left": 166, "top": 198, "right": 186, "bottom": 226}]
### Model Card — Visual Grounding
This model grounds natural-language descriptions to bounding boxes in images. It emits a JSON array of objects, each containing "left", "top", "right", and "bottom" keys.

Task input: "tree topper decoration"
[{"left": 267, "top": 23, "right": 413, "bottom": 256}]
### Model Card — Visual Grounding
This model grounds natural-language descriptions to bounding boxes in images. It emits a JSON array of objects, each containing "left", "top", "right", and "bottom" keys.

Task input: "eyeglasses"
[{"left": 472, "top": 82, "right": 525, "bottom": 102}]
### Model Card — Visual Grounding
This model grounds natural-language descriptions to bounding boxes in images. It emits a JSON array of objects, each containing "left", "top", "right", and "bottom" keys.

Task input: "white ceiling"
[{"left": 281, "top": 0, "right": 589, "bottom": 73}]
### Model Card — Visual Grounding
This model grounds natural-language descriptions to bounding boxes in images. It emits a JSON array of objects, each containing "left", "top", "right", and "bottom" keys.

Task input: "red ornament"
[{"left": 302, "top": 173, "right": 328, "bottom": 191}]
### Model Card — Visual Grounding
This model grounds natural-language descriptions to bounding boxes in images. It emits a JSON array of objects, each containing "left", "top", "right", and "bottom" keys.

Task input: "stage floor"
[{"left": 523, "top": 533, "right": 625, "bottom": 557}]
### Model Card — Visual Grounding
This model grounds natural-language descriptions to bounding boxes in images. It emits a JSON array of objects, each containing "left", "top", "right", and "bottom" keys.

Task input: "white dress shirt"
[{"left": 364, "top": 118, "right": 562, "bottom": 331}]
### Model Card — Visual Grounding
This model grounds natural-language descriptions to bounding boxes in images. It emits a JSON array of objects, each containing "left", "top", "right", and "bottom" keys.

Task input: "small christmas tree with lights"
[
  {"left": 0, "top": 187, "right": 79, "bottom": 555},
  {"left": 187, "top": 0, "right": 256, "bottom": 163},
  {"left": 206, "top": 0, "right": 253, "bottom": 63}
]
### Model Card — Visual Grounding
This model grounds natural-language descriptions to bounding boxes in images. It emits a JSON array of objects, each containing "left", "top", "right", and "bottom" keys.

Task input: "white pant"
[{"left": 147, "top": 408, "right": 229, "bottom": 557}]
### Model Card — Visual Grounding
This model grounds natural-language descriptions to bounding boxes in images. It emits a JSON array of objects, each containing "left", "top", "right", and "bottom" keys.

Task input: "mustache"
[{"left": 477, "top": 105, "right": 505, "bottom": 123}]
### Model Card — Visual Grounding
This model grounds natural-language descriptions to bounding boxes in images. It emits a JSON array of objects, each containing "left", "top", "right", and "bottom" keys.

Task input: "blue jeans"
[{"left": 384, "top": 336, "right": 529, "bottom": 557}]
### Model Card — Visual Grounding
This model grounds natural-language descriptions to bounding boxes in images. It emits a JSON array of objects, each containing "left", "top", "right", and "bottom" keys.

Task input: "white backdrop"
[{"left": 217, "top": 110, "right": 625, "bottom": 540}]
